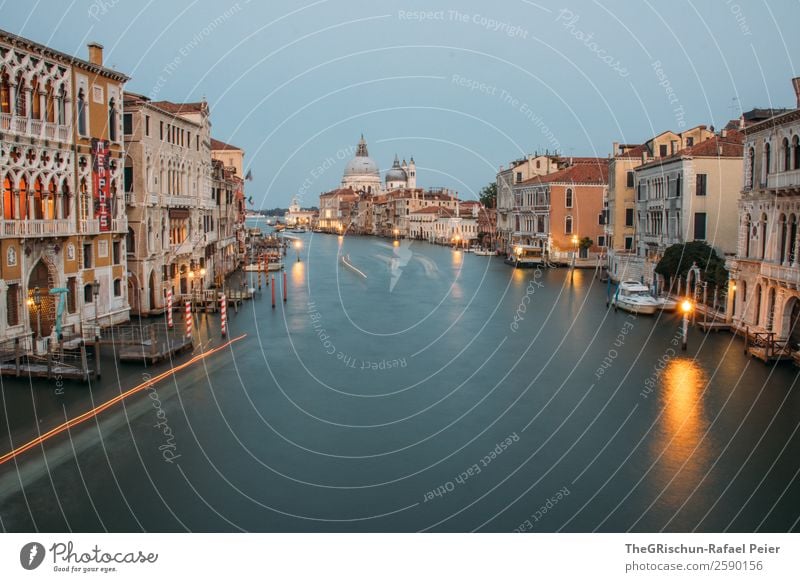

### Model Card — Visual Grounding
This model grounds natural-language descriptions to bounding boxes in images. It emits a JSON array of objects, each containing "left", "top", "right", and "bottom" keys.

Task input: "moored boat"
[{"left": 611, "top": 281, "right": 659, "bottom": 314}]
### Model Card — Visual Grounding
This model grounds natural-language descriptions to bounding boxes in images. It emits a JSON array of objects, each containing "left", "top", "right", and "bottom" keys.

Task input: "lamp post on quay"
[
  {"left": 571, "top": 235, "right": 579, "bottom": 282},
  {"left": 681, "top": 299, "right": 693, "bottom": 351},
  {"left": 295, "top": 240, "right": 302, "bottom": 262}
]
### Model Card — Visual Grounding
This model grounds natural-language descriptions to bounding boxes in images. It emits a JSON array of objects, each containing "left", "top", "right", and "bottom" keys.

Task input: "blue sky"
[{"left": 3, "top": 0, "right": 798, "bottom": 207}]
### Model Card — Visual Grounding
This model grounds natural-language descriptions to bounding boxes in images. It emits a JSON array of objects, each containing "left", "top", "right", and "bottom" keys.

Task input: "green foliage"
[
  {"left": 579, "top": 236, "right": 593, "bottom": 250},
  {"left": 479, "top": 182, "right": 497, "bottom": 208},
  {"left": 655, "top": 241, "right": 729, "bottom": 288}
]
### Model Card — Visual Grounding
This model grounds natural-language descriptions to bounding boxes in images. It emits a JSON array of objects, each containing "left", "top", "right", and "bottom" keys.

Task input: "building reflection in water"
[{"left": 651, "top": 357, "right": 711, "bottom": 511}]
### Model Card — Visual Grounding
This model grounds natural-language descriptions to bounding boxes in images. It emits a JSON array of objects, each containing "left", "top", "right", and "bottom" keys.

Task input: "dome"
[
  {"left": 385, "top": 154, "right": 407, "bottom": 182},
  {"left": 344, "top": 156, "right": 380, "bottom": 177}
]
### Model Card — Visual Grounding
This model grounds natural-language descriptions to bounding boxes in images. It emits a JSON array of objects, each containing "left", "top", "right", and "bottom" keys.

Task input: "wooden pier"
[
  {"left": 743, "top": 329, "right": 793, "bottom": 363},
  {"left": 112, "top": 322, "right": 195, "bottom": 365},
  {"left": 0, "top": 334, "right": 99, "bottom": 382}
]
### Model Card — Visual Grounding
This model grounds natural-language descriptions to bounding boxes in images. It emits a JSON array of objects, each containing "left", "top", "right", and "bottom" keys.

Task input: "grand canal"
[{"left": 1, "top": 232, "right": 799, "bottom": 532}]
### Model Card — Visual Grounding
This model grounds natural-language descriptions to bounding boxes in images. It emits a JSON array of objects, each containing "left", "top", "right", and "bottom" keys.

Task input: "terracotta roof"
[
  {"left": 615, "top": 144, "right": 648, "bottom": 159},
  {"left": 151, "top": 100, "right": 207, "bottom": 115},
  {"left": 411, "top": 206, "right": 448, "bottom": 215},
  {"left": 211, "top": 137, "right": 242, "bottom": 151},
  {"left": 521, "top": 160, "right": 608, "bottom": 185},
  {"left": 320, "top": 187, "right": 356, "bottom": 198},
  {"left": 637, "top": 130, "right": 744, "bottom": 169}
]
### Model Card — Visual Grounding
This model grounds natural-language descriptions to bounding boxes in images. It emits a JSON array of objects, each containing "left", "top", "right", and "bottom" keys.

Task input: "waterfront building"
[
  {"left": 496, "top": 153, "right": 561, "bottom": 255},
  {"left": 122, "top": 93, "right": 214, "bottom": 313},
  {"left": 513, "top": 159, "right": 608, "bottom": 262},
  {"left": 211, "top": 158, "right": 245, "bottom": 286},
  {"left": 408, "top": 202, "right": 483, "bottom": 245},
  {"left": 318, "top": 187, "right": 358, "bottom": 232},
  {"left": 0, "top": 31, "right": 130, "bottom": 348},
  {"left": 286, "top": 196, "right": 315, "bottom": 227},
  {"left": 607, "top": 125, "right": 719, "bottom": 281},
  {"left": 726, "top": 78, "right": 800, "bottom": 347},
  {"left": 211, "top": 137, "right": 245, "bottom": 179}
]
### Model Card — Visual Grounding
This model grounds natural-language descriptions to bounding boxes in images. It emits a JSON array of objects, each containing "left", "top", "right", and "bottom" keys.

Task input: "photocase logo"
[
  {"left": 20, "top": 542, "right": 46, "bottom": 570},
  {"left": 390, "top": 240, "right": 414, "bottom": 292}
]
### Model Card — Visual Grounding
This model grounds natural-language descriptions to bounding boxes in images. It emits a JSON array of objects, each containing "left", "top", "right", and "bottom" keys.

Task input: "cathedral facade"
[{"left": 340, "top": 135, "right": 416, "bottom": 195}]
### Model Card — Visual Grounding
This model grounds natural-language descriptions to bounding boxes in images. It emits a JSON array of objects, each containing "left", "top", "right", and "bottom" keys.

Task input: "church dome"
[
  {"left": 343, "top": 134, "right": 380, "bottom": 178},
  {"left": 385, "top": 154, "right": 407, "bottom": 182},
  {"left": 344, "top": 156, "right": 380, "bottom": 177}
]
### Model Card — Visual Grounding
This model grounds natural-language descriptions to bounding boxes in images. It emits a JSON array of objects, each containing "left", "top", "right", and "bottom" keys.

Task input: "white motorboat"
[
  {"left": 473, "top": 248, "right": 494, "bottom": 256},
  {"left": 612, "top": 281, "right": 660, "bottom": 315},
  {"left": 656, "top": 296, "right": 678, "bottom": 312}
]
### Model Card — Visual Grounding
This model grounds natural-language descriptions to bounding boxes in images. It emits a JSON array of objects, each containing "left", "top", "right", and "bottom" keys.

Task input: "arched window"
[
  {"left": 789, "top": 214, "right": 798, "bottom": 265},
  {"left": 0, "top": 71, "right": 10, "bottom": 114},
  {"left": 124, "top": 155, "right": 134, "bottom": 193},
  {"left": 565, "top": 188, "right": 573, "bottom": 208},
  {"left": 565, "top": 215, "right": 573, "bottom": 234},
  {"left": 30, "top": 77, "right": 40, "bottom": 119},
  {"left": 45, "top": 179, "right": 56, "bottom": 220},
  {"left": 743, "top": 214, "right": 751, "bottom": 258},
  {"left": 783, "top": 137, "right": 791, "bottom": 171},
  {"left": 746, "top": 147, "right": 755, "bottom": 189},
  {"left": 767, "top": 287, "right": 776, "bottom": 331},
  {"left": 14, "top": 71, "right": 25, "bottom": 116},
  {"left": 33, "top": 178, "right": 43, "bottom": 220},
  {"left": 779, "top": 214, "right": 788, "bottom": 264},
  {"left": 794, "top": 135, "right": 800, "bottom": 171},
  {"left": 18, "top": 176, "right": 28, "bottom": 221},
  {"left": 2, "top": 175, "right": 13, "bottom": 220},
  {"left": 761, "top": 213, "right": 768, "bottom": 259},
  {"left": 764, "top": 142, "right": 771, "bottom": 176},
  {"left": 45, "top": 80, "right": 55, "bottom": 122},
  {"left": 84, "top": 283, "right": 94, "bottom": 304},
  {"left": 754, "top": 285, "right": 762, "bottom": 326},
  {"left": 126, "top": 226, "right": 136, "bottom": 254},
  {"left": 61, "top": 183, "right": 71, "bottom": 219},
  {"left": 108, "top": 98, "right": 117, "bottom": 141},
  {"left": 77, "top": 89, "right": 86, "bottom": 136},
  {"left": 57, "top": 85, "right": 66, "bottom": 125},
  {"left": 113, "top": 279, "right": 122, "bottom": 297}
]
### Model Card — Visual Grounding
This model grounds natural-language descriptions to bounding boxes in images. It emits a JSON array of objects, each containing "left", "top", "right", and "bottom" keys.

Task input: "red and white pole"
[
  {"left": 220, "top": 293, "right": 227, "bottom": 337},
  {"left": 166, "top": 289, "right": 173, "bottom": 328},
  {"left": 185, "top": 300, "right": 192, "bottom": 339}
]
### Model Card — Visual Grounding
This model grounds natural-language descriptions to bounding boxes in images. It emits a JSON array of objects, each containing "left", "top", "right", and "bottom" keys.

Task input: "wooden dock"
[
  {"left": 118, "top": 336, "right": 193, "bottom": 364},
  {"left": 0, "top": 335, "right": 99, "bottom": 382}
]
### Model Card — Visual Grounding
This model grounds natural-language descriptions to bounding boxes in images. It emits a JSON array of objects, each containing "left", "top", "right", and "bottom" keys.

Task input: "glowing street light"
[
  {"left": 32, "top": 286, "right": 42, "bottom": 338},
  {"left": 294, "top": 239, "right": 302, "bottom": 262},
  {"left": 680, "top": 299, "right": 693, "bottom": 351},
  {"left": 393, "top": 228, "right": 399, "bottom": 241},
  {"left": 571, "top": 235, "right": 579, "bottom": 282}
]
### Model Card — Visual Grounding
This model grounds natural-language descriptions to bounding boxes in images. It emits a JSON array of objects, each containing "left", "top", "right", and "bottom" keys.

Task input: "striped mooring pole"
[
  {"left": 185, "top": 300, "right": 192, "bottom": 339},
  {"left": 166, "top": 289, "right": 173, "bottom": 328},
  {"left": 220, "top": 293, "right": 227, "bottom": 338}
]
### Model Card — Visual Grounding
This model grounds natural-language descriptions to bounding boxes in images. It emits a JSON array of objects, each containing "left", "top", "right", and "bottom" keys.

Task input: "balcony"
[
  {"left": 80, "top": 218, "right": 127, "bottom": 234},
  {"left": 0, "top": 113, "right": 71, "bottom": 143},
  {"left": 0, "top": 218, "right": 74, "bottom": 237},
  {"left": 203, "top": 231, "right": 218, "bottom": 244},
  {"left": 767, "top": 169, "right": 800, "bottom": 192},
  {"left": 760, "top": 261, "right": 800, "bottom": 288},
  {"left": 163, "top": 194, "right": 194, "bottom": 208},
  {"left": 148, "top": 193, "right": 160, "bottom": 206}
]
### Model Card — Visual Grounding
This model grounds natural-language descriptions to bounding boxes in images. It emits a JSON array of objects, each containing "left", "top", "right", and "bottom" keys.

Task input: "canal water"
[{"left": 1, "top": 233, "right": 799, "bottom": 532}]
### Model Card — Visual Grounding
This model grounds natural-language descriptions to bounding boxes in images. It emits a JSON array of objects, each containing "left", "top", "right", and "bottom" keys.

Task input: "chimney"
[
  {"left": 87, "top": 42, "right": 104, "bottom": 66},
  {"left": 721, "top": 129, "right": 727, "bottom": 138},
  {"left": 793, "top": 77, "right": 800, "bottom": 109},
  {"left": 612, "top": 141, "right": 619, "bottom": 156}
]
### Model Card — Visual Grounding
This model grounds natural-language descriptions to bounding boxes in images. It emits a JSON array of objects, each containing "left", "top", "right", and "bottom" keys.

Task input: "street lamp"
[
  {"left": 32, "top": 286, "right": 42, "bottom": 338},
  {"left": 295, "top": 239, "right": 302, "bottom": 262},
  {"left": 514, "top": 245, "right": 522, "bottom": 266},
  {"left": 680, "top": 299, "right": 693, "bottom": 351},
  {"left": 393, "top": 228, "right": 399, "bottom": 241},
  {"left": 571, "top": 235, "right": 579, "bottom": 282},
  {"left": 453, "top": 235, "right": 461, "bottom": 249},
  {"left": 92, "top": 280, "right": 100, "bottom": 339}
]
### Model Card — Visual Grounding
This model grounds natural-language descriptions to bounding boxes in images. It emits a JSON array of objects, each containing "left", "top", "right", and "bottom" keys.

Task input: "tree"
[
  {"left": 655, "top": 241, "right": 728, "bottom": 290},
  {"left": 479, "top": 182, "right": 497, "bottom": 208},
  {"left": 578, "top": 236, "right": 593, "bottom": 251}
]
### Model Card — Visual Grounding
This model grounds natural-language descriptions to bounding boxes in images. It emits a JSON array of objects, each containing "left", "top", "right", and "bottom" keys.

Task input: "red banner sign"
[{"left": 91, "top": 138, "right": 111, "bottom": 232}]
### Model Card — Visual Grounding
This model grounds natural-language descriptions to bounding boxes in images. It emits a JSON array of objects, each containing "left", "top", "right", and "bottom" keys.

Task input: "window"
[
  {"left": 145, "top": 115, "right": 150, "bottom": 137},
  {"left": 84, "top": 284, "right": 93, "bottom": 304},
  {"left": 696, "top": 173, "right": 707, "bottom": 196},
  {"left": 565, "top": 188, "right": 573, "bottom": 208},
  {"left": 598, "top": 235, "right": 606, "bottom": 247},
  {"left": 625, "top": 208, "right": 634, "bottom": 227},
  {"left": 676, "top": 173, "right": 682, "bottom": 197},
  {"left": 77, "top": 89, "right": 87, "bottom": 136},
  {"left": 659, "top": 144, "right": 668, "bottom": 157},
  {"left": 764, "top": 142, "right": 771, "bottom": 175},
  {"left": 123, "top": 113, "right": 133, "bottom": 135},
  {"left": 783, "top": 137, "right": 791, "bottom": 171},
  {"left": 67, "top": 277, "right": 77, "bottom": 313},
  {"left": 108, "top": 98, "right": 117, "bottom": 141},
  {"left": 624, "top": 236, "right": 633, "bottom": 250},
  {"left": 626, "top": 171, "right": 634, "bottom": 188},
  {"left": 83, "top": 243, "right": 93, "bottom": 268},
  {"left": 686, "top": 137, "right": 694, "bottom": 147},
  {"left": 516, "top": 172, "right": 522, "bottom": 183},
  {"left": 694, "top": 212, "right": 707, "bottom": 240},
  {"left": 113, "top": 279, "right": 122, "bottom": 297},
  {"left": 113, "top": 240, "right": 121, "bottom": 264},
  {"left": 6, "top": 283, "right": 19, "bottom": 326},
  {"left": 160, "top": 121, "right": 164, "bottom": 140},
  {"left": 598, "top": 212, "right": 605, "bottom": 225},
  {"left": 565, "top": 215, "right": 573, "bottom": 234}
]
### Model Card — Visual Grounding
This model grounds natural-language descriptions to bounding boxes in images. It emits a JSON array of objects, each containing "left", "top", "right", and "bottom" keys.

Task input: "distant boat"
[
  {"left": 505, "top": 245, "right": 545, "bottom": 267},
  {"left": 291, "top": 226, "right": 307, "bottom": 233},
  {"left": 612, "top": 281, "right": 659, "bottom": 315},
  {"left": 474, "top": 248, "right": 494, "bottom": 256}
]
